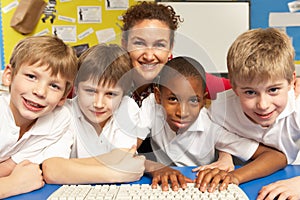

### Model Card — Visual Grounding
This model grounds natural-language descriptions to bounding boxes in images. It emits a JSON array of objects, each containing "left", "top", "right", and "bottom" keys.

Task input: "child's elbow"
[
  {"left": 272, "top": 150, "right": 288, "bottom": 168},
  {"left": 280, "top": 151, "right": 288, "bottom": 166}
]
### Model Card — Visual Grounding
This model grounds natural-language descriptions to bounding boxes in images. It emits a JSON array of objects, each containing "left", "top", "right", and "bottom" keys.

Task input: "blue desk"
[{"left": 5, "top": 165, "right": 300, "bottom": 200}]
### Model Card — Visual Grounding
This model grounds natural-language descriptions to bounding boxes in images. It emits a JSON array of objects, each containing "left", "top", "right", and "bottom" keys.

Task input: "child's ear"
[
  {"left": 154, "top": 87, "right": 161, "bottom": 104},
  {"left": 291, "top": 71, "right": 296, "bottom": 87},
  {"left": 2, "top": 64, "right": 13, "bottom": 86},
  {"left": 232, "top": 87, "right": 239, "bottom": 96},
  {"left": 290, "top": 71, "right": 298, "bottom": 92},
  {"left": 57, "top": 96, "right": 67, "bottom": 107}
]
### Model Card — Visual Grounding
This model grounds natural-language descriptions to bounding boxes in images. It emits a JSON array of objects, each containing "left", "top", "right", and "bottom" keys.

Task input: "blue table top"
[{"left": 5, "top": 165, "right": 300, "bottom": 200}]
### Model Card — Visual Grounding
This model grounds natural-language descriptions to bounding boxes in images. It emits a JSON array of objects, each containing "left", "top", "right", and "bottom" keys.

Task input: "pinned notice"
[{"left": 269, "top": 12, "right": 300, "bottom": 27}]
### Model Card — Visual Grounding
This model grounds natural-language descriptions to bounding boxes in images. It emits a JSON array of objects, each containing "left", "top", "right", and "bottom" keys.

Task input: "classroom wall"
[
  {"left": 251, "top": 0, "right": 300, "bottom": 61},
  {"left": 0, "top": 1, "right": 3, "bottom": 70},
  {"left": 1, "top": 0, "right": 300, "bottom": 71},
  {"left": 251, "top": 0, "right": 300, "bottom": 75},
  {"left": 0, "top": 0, "right": 142, "bottom": 69},
  {"left": 160, "top": 1, "right": 249, "bottom": 73}
]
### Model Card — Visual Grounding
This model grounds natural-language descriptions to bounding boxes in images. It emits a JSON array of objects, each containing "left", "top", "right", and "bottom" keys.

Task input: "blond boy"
[
  {"left": 0, "top": 35, "right": 77, "bottom": 198},
  {"left": 210, "top": 28, "right": 299, "bottom": 164},
  {"left": 200, "top": 28, "right": 299, "bottom": 195}
]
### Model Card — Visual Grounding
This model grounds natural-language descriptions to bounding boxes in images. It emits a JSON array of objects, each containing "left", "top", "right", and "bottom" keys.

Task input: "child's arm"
[
  {"left": 194, "top": 144, "right": 287, "bottom": 192},
  {"left": 257, "top": 176, "right": 300, "bottom": 200},
  {"left": 192, "top": 151, "right": 234, "bottom": 173},
  {"left": 145, "top": 159, "right": 193, "bottom": 191},
  {"left": 43, "top": 147, "right": 145, "bottom": 184},
  {"left": 0, "top": 158, "right": 17, "bottom": 177},
  {"left": 0, "top": 160, "right": 44, "bottom": 199}
]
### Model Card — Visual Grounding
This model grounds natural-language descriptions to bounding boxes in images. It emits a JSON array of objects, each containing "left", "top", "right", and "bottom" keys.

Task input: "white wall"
[
  {"left": 296, "top": 64, "right": 300, "bottom": 77},
  {"left": 160, "top": 1, "right": 250, "bottom": 73}
]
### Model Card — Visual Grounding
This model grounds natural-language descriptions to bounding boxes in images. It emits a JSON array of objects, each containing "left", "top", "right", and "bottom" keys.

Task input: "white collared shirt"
[
  {"left": 209, "top": 89, "right": 300, "bottom": 164},
  {"left": 67, "top": 96, "right": 138, "bottom": 158},
  {"left": 0, "top": 93, "right": 73, "bottom": 164},
  {"left": 140, "top": 94, "right": 258, "bottom": 166}
]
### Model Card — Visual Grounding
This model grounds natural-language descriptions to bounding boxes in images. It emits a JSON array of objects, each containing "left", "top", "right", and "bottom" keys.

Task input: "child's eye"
[
  {"left": 168, "top": 96, "right": 178, "bottom": 102},
  {"left": 245, "top": 90, "right": 256, "bottom": 96},
  {"left": 50, "top": 83, "right": 61, "bottom": 90},
  {"left": 189, "top": 97, "right": 200, "bottom": 104},
  {"left": 26, "top": 74, "right": 36, "bottom": 80},
  {"left": 107, "top": 92, "right": 119, "bottom": 97},
  {"left": 268, "top": 87, "right": 279, "bottom": 94},
  {"left": 85, "top": 89, "right": 96, "bottom": 93}
]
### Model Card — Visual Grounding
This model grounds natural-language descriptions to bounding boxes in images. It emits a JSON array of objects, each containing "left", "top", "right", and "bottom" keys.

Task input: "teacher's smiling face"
[{"left": 124, "top": 19, "right": 173, "bottom": 85}]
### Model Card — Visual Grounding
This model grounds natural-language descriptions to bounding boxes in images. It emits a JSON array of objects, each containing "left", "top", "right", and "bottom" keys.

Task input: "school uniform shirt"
[
  {"left": 67, "top": 96, "right": 138, "bottom": 158},
  {"left": 139, "top": 94, "right": 259, "bottom": 167},
  {"left": 0, "top": 92, "right": 73, "bottom": 164},
  {"left": 209, "top": 89, "right": 300, "bottom": 164}
]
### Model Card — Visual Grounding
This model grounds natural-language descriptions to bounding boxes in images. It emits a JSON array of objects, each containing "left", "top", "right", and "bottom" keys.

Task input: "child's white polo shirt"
[
  {"left": 210, "top": 89, "right": 300, "bottom": 164},
  {"left": 66, "top": 96, "right": 138, "bottom": 158},
  {"left": 0, "top": 93, "right": 73, "bottom": 164},
  {"left": 140, "top": 94, "right": 259, "bottom": 166}
]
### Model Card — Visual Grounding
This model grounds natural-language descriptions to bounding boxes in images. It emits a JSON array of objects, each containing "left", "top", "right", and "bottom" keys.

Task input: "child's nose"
[
  {"left": 93, "top": 95, "right": 105, "bottom": 108},
  {"left": 33, "top": 84, "right": 46, "bottom": 98},
  {"left": 177, "top": 103, "right": 190, "bottom": 118},
  {"left": 256, "top": 95, "right": 270, "bottom": 110}
]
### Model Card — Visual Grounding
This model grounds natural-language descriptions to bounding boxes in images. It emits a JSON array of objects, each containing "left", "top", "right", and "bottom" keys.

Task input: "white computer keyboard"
[{"left": 47, "top": 183, "right": 249, "bottom": 200}]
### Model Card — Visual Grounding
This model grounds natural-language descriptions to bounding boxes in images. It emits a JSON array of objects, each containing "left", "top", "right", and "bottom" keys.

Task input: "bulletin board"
[
  {"left": 0, "top": 0, "right": 141, "bottom": 70},
  {"left": 251, "top": 0, "right": 300, "bottom": 62},
  {"left": 0, "top": 1, "right": 3, "bottom": 70}
]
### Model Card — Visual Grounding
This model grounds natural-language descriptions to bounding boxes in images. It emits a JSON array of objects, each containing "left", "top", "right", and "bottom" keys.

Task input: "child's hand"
[
  {"left": 257, "top": 176, "right": 300, "bottom": 200},
  {"left": 192, "top": 152, "right": 234, "bottom": 173},
  {"left": 0, "top": 158, "right": 17, "bottom": 177},
  {"left": 9, "top": 160, "right": 44, "bottom": 195},
  {"left": 150, "top": 166, "right": 193, "bottom": 191},
  {"left": 195, "top": 168, "right": 239, "bottom": 193},
  {"left": 192, "top": 160, "right": 234, "bottom": 174},
  {"left": 96, "top": 146, "right": 146, "bottom": 182}
]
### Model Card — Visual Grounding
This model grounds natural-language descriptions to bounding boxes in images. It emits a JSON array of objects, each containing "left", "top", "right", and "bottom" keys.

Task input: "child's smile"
[{"left": 22, "top": 97, "right": 46, "bottom": 111}]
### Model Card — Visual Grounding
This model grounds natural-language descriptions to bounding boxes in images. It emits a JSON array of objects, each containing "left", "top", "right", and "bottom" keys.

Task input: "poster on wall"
[
  {"left": 105, "top": 0, "right": 129, "bottom": 10},
  {"left": 52, "top": 25, "right": 77, "bottom": 42},
  {"left": 77, "top": 6, "right": 102, "bottom": 23}
]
